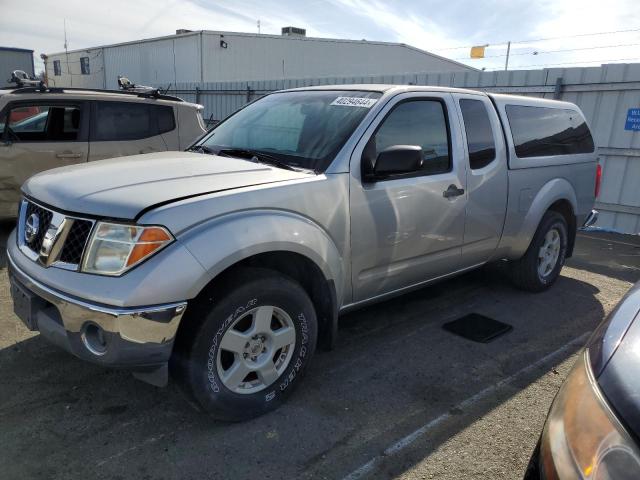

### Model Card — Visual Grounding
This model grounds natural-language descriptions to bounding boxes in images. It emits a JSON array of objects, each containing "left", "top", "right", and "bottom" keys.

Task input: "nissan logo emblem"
[{"left": 25, "top": 213, "right": 40, "bottom": 244}]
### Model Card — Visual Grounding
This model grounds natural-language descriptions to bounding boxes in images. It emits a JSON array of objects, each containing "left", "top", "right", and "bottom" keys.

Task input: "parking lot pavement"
[{"left": 0, "top": 228, "right": 638, "bottom": 480}]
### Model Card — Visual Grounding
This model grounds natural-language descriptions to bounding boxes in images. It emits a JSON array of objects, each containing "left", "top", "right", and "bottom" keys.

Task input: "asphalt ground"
[{"left": 0, "top": 225, "right": 639, "bottom": 480}]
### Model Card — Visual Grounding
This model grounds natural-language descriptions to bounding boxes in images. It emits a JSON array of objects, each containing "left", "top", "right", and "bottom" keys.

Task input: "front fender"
[
  {"left": 506, "top": 177, "right": 577, "bottom": 259},
  {"left": 178, "top": 209, "right": 346, "bottom": 303}
]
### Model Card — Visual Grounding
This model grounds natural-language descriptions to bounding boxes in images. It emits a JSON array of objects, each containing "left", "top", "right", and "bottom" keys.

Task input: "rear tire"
[
  {"left": 510, "top": 211, "right": 568, "bottom": 292},
  {"left": 172, "top": 268, "right": 317, "bottom": 421}
]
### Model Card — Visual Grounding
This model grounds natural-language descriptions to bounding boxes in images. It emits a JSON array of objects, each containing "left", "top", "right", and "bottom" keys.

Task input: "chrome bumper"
[
  {"left": 8, "top": 251, "right": 187, "bottom": 382},
  {"left": 583, "top": 209, "right": 599, "bottom": 228}
]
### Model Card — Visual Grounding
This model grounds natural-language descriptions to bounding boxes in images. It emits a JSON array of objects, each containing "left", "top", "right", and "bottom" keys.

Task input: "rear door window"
[
  {"left": 93, "top": 102, "right": 151, "bottom": 141},
  {"left": 92, "top": 102, "right": 175, "bottom": 141},
  {"left": 459, "top": 99, "right": 496, "bottom": 169},
  {"left": 505, "top": 105, "right": 594, "bottom": 158}
]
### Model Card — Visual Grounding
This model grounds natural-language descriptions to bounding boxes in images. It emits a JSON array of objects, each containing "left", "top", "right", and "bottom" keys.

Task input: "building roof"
[
  {"left": 0, "top": 46, "right": 34, "bottom": 53},
  {"left": 45, "top": 30, "right": 476, "bottom": 72}
]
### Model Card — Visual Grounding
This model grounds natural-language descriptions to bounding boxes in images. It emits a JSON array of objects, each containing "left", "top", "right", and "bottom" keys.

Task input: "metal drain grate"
[{"left": 442, "top": 314, "right": 512, "bottom": 343}]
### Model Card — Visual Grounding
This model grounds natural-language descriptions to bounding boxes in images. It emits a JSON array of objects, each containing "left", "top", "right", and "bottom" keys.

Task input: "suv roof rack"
[
  {"left": 6, "top": 70, "right": 45, "bottom": 89},
  {"left": 6, "top": 85, "right": 184, "bottom": 102}
]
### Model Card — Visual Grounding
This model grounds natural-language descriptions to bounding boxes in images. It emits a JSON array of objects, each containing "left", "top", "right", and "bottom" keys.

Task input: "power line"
[
  {"left": 452, "top": 41, "right": 640, "bottom": 60},
  {"left": 434, "top": 27, "right": 640, "bottom": 51}
]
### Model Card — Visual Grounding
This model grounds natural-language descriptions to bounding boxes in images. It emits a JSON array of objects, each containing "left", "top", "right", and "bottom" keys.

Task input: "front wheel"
[
  {"left": 174, "top": 268, "right": 317, "bottom": 421},
  {"left": 510, "top": 211, "right": 569, "bottom": 292}
]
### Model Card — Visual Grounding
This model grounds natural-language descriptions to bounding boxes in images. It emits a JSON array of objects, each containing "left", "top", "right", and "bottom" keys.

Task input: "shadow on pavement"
[
  {"left": 568, "top": 231, "right": 640, "bottom": 284},
  {"left": 0, "top": 261, "right": 609, "bottom": 479}
]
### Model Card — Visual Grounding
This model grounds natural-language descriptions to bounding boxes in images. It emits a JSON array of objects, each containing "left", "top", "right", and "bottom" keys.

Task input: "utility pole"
[
  {"left": 257, "top": 19, "right": 261, "bottom": 34},
  {"left": 504, "top": 41, "right": 511, "bottom": 71},
  {"left": 64, "top": 19, "right": 72, "bottom": 86}
]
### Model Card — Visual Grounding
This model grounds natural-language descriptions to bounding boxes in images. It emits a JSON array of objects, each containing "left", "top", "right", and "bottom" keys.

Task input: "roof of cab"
[
  {"left": 278, "top": 84, "right": 489, "bottom": 96},
  {"left": 278, "top": 85, "right": 580, "bottom": 109}
]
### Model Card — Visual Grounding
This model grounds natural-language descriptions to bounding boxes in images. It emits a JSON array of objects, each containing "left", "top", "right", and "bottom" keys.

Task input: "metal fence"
[{"left": 161, "top": 64, "right": 640, "bottom": 234}]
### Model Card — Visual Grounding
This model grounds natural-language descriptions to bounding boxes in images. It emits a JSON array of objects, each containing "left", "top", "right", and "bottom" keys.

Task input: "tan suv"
[{"left": 0, "top": 86, "right": 206, "bottom": 217}]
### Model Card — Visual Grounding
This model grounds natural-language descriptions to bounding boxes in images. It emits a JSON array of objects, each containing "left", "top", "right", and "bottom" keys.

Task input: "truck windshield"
[{"left": 197, "top": 90, "right": 382, "bottom": 172}]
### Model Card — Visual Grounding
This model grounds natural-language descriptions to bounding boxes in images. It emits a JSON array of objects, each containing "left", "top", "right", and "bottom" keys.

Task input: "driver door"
[
  {"left": 0, "top": 101, "right": 89, "bottom": 216},
  {"left": 349, "top": 92, "right": 468, "bottom": 303}
]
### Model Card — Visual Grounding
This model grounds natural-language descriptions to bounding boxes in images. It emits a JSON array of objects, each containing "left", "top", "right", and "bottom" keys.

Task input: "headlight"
[
  {"left": 540, "top": 349, "right": 640, "bottom": 479},
  {"left": 82, "top": 222, "right": 173, "bottom": 276}
]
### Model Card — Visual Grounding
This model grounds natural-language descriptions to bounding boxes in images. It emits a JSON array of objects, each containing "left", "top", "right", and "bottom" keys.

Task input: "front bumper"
[{"left": 8, "top": 250, "right": 187, "bottom": 379}]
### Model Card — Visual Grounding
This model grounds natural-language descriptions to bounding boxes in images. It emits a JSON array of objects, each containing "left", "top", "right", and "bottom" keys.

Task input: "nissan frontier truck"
[{"left": 8, "top": 85, "right": 599, "bottom": 420}]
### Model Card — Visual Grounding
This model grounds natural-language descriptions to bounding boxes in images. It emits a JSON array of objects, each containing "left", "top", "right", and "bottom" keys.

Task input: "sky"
[{"left": 2, "top": 0, "right": 640, "bottom": 75}]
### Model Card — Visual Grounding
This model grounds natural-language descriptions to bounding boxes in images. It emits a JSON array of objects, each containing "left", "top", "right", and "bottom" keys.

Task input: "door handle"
[
  {"left": 443, "top": 184, "right": 465, "bottom": 198},
  {"left": 56, "top": 153, "right": 83, "bottom": 159}
]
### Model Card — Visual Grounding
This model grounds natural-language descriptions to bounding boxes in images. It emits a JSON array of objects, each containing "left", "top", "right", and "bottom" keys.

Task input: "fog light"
[{"left": 81, "top": 323, "right": 108, "bottom": 356}]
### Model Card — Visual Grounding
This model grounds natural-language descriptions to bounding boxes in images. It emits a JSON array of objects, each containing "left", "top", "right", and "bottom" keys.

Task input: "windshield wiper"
[
  {"left": 217, "top": 148, "right": 300, "bottom": 172},
  {"left": 186, "top": 144, "right": 215, "bottom": 155}
]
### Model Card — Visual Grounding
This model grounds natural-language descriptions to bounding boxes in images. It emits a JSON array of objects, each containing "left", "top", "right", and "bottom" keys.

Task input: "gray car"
[
  {"left": 8, "top": 85, "right": 599, "bottom": 420},
  {"left": 526, "top": 282, "right": 640, "bottom": 479}
]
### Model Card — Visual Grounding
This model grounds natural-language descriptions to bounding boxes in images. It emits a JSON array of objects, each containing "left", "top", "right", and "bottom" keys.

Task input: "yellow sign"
[{"left": 470, "top": 46, "right": 486, "bottom": 59}]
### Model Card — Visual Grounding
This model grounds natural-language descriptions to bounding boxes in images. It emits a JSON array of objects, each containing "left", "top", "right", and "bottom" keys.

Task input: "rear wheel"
[
  {"left": 173, "top": 268, "right": 317, "bottom": 421},
  {"left": 510, "top": 211, "right": 568, "bottom": 292}
]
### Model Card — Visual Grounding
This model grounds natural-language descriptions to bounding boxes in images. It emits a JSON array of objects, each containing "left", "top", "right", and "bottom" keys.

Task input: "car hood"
[{"left": 22, "top": 152, "right": 313, "bottom": 219}]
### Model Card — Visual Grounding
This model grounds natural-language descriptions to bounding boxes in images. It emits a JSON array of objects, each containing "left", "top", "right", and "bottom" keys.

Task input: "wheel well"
[
  {"left": 181, "top": 252, "right": 338, "bottom": 352},
  {"left": 548, "top": 199, "right": 577, "bottom": 257}
]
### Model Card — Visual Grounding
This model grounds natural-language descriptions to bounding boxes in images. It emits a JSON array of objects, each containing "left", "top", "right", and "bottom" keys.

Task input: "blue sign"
[{"left": 625, "top": 108, "right": 640, "bottom": 131}]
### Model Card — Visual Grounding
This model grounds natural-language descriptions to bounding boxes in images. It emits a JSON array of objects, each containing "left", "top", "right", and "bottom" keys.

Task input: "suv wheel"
[
  {"left": 174, "top": 268, "right": 317, "bottom": 421},
  {"left": 510, "top": 211, "right": 568, "bottom": 292}
]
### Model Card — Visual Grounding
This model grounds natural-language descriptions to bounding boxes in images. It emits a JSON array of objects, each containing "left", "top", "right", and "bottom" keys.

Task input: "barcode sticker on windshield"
[{"left": 330, "top": 97, "right": 377, "bottom": 108}]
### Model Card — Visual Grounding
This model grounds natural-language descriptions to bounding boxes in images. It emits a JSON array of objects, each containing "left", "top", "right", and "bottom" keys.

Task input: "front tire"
[
  {"left": 174, "top": 268, "right": 317, "bottom": 421},
  {"left": 510, "top": 211, "right": 568, "bottom": 292}
]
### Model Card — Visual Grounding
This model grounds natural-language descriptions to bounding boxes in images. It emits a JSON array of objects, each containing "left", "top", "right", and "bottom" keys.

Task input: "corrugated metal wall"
[
  {"left": 0, "top": 49, "right": 34, "bottom": 86},
  {"left": 200, "top": 32, "right": 472, "bottom": 82},
  {"left": 103, "top": 34, "right": 202, "bottom": 89},
  {"left": 162, "top": 63, "right": 640, "bottom": 234}
]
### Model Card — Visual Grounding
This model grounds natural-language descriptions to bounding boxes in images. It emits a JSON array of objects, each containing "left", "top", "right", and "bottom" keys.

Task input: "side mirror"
[{"left": 366, "top": 145, "right": 423, "bottom": 180}]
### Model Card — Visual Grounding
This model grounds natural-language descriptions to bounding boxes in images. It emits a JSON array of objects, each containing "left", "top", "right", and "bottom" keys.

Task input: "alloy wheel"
[{"left": 216, "top": 305, "right": 296, "bottom": 394}]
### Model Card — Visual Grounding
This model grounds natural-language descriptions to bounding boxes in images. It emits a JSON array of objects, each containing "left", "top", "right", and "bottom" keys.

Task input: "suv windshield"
[{"left": 198, "top": 90, "right": 382, "bottom": 172}]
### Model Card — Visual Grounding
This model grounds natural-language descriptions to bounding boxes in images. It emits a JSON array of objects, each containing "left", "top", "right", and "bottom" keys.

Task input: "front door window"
[{"left": 4, "top": 105, "right": 81, "bottom": 142}]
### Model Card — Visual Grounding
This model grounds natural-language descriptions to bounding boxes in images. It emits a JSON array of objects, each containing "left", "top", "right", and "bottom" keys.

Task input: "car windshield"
[{"left": 197, "top": 90, "right": 382, "bottom": 172}]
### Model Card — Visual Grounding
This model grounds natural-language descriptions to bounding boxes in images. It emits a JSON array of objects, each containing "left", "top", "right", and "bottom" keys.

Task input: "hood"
[{"left": 22, "top": 152, "right": 312, "bottom": 219}]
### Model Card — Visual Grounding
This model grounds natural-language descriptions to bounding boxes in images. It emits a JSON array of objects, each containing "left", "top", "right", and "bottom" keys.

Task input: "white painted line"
[
  {"left": 341, "top": 332, "right": 590, "bottom": 480},
  {"left": 579, "top": 233, "right": 640, "bottom": 248}
]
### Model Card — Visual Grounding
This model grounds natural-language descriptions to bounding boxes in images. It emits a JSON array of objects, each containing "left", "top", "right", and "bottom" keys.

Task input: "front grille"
[
  {"left": 19, "top": 200, "right": 94, "bottom": 270},
  {"left": 59, "top": 219, "right": 93, "bottom": 264},
  {"left": 24, "top": 202, "right": 53, "bottom": 253}
]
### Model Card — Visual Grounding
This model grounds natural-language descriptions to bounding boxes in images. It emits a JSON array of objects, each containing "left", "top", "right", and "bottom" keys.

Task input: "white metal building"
[
  {"left": 1, "top": 47, "right": 35, "bottom": 87},
  {"left": 43, "top": 29, "right": 475, "bottom": 89}
]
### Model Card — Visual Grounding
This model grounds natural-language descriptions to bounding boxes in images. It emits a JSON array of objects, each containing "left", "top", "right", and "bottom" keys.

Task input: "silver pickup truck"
[{"left": 8, "top": 85, "right": 599, "bottom": 420}]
